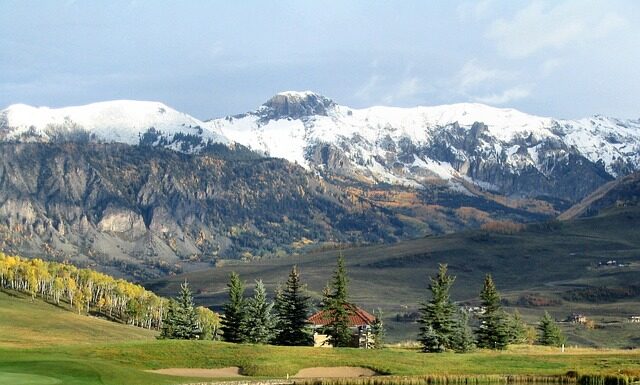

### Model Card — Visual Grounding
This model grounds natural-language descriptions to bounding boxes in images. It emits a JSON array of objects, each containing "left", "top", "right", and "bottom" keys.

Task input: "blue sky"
[{"left": 1, "top": 0, "right": 638, "bottom": 119}]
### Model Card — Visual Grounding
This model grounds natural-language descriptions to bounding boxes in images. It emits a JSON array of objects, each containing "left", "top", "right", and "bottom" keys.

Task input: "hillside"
[
  {"left": 148, "top": 205, "right": 640, "bottom": 346},
  {"left": 559, "top": 172, "right": 640, "bottom": 220},
  {"left": 0, "top": 290, "right": 155, "bottom": 348},
  {"left": 0, "top": 142, "right": 550, "bottom": 279}
]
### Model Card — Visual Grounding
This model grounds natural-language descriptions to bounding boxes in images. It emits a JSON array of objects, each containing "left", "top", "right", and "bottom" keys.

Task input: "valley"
[{"left": 148, "top": 205, "right": 640, "bottom": 346}]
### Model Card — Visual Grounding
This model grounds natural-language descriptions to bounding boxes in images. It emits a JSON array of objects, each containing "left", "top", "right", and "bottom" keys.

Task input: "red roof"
[{"left": 308, "top": 303, "right": 376, "bottom": 327}]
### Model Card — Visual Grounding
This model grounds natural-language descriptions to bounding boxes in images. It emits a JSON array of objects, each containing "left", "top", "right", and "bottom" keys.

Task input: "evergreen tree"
[
  {"left": 322, "top": 254, "right": 353, "bottom": 347},
  {"left": 419, "top": 325, "right": 441, "bottom": 352},
  {"left": 243, "top": 279, "right": 276, "bottom": 344},
  {"left": 476, "top": 274, "right": 509, "bottom": 350},
  {"left": 452, "top": 309, "right": 476, "bottom": 353},
  {"left": 221, "top": 272, "right": 246, "bottom": 343},
  {"left": 158, "top": 281, "right": 200, "bottom": 340},
  {"left": 173, "top": 281, "right": 201, "bottom": 339},
  {"left": 159, "top": 298, "right": 178, "bottom": 339},
  {"left": 507, "top": 310, "right": 529, "bottom": 345},
  {"left": 537, "top": 311, "right": 566, "bottom": 347},
  {"left": 418, "top": 264, "right": 457, "bottom": 352},
  {"left": 274, "top": 265, "right": 313, "bottom": 346}
]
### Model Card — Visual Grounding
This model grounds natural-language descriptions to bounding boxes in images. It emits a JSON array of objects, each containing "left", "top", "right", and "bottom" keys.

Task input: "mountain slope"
[
  {"left": 0, "top": 142, "right": 553, "bottom": 279},
  {"left": 209, "top": 92, "right": 639, "bottom": 201},
  {"left": 559, "top": 171, "right": 640, "bottom": 220},
  {"left": 0, "top": 290, "right": 155, "bottom": 348},
  {"left": 1, "top": 100, "right": 228, "bottom": 152},
  {"left": 3, "top": 94, "right": 637, "bottom": 203}
]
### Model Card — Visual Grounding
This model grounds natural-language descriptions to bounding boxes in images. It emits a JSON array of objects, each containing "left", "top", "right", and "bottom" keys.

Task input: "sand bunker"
[
  {"left": 147, "top": 367, "right": 243, "bottom": 377},
  {"left": 293, "top": 366, "right": 379, "bottom": 378}
]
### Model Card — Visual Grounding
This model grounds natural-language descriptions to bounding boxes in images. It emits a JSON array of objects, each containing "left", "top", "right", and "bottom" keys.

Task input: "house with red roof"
[{"left": 307, "top": 303, "right": 376, "bottom": 348}]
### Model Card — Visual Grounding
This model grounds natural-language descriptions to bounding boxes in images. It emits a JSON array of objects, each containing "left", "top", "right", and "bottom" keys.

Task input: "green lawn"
[{"left": 1, "top": 341, "right": 640, "bottom": 385}]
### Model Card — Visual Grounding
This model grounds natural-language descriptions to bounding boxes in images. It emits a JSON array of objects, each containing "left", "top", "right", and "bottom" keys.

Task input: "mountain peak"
[
  {"left": 1, "top": 100, "right": 228, "bottom": 148},
  {"left": 260, "top": 90, "right": 336, "bottom": 120}
]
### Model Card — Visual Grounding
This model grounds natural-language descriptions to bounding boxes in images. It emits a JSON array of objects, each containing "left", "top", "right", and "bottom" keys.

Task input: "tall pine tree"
[
  {"left": 476, "top": 274, "right": 509, "bottom": 350},
  {"left": 322, "top": 254, "right": 352, "bottom": 347},
  {"left": 243, "top": 279, "right": 276, "bottom": 344},
  {"left": 274, "top": 265, "right": 313, "bottom": 346},
  {"left": 159, "top": 281, "right": 200, "bottom": 339},
  {"left": 221, "top": 272, "right": 246, "bottom": 343},
  {"left": 537, "top": 311, "right": 566, "bottom": 347},
  {"left": 418, "top": 264, "right": 457, "bottom": 352}
]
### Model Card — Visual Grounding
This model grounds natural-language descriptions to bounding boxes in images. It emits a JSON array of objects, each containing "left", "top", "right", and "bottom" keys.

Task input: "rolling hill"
[{"left": 0, "top": 290, "right": 155, "bottom": 348}]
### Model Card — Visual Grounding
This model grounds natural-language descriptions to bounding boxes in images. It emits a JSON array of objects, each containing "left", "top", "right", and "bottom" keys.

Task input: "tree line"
[
  {"left": 418, "top": 264, "right": 566, "bottom": 353},
  {"left": 219, "top": 256, "right": 384, "bottom": 348},
  {"left": 0, "top": 252, "right": 219, "bottom": 337},
  {"left": 220, "top": 265, "right": 315, "bottom": 346}
]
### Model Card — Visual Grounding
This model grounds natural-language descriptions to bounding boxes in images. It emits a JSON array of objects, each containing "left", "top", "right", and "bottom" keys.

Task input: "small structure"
[
  {"left": 308, "top": 303, "right": 376, "bottom": 348},
  {"left": 629, "top": 316, "right": 640, "bottom": 323},
  {"left": 567, "top": 313, "right": 588, "bottom": 324}
]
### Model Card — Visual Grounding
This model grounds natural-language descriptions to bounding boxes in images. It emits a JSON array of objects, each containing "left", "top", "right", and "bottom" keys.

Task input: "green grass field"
[
  {"left": 0, "top": 291, "right": 156, "bottom": 348},
  {"left": 147, "top": 206, "right": 640, "bottom": 346},
  {"left": 1, "top": 291, "right": 640, "bottom": 385}
]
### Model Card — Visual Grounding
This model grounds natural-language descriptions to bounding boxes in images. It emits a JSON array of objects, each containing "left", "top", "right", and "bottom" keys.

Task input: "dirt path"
[
  {"left": 147, "top": 367, "right": 243, "bottom": 377},
  {"left": 293, "top": 366, "right": 379, "bottom": 378}
]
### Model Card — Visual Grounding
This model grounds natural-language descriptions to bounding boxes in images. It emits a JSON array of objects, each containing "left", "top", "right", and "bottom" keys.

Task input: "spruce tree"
[
  {"left": 221, "top": 272, "right": 246, "bottom": 343},
  {"left": 322, "top": 254, "right": 352, "bottom": 347},
  {"left": 507, "top": 310, "right": 528, "bottom": 345},
  {"left": 274, "top": 265, "right": 313, "bottom": 346},
  {"left": 159, "top": 281, "right": 200, "bottom": 340},
  {"left": 418, "top": 264, "right": 457, "bottom": 352},
  {"left": 537, "top": 311, "right": 566, "bottom": 347},
  {"left": 173, "top": 281, "right": 200, "bottom": 339},
  {"left": 476, "top": 274, "right": 509, "bottom": 349},
  {"left": 159, "top": 298, "right": 178, "bottom": 339},
  {"left": 452, "top": 309, "right": 476, "bottom": 353},
  {"left": 243, "top": 279, "right": 276, "bottom": 344}
]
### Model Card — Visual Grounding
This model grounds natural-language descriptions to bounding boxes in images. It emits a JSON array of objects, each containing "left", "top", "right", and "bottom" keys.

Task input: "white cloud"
[
  {"left": 487, "top": 1, "right": 629, "bottom": 58},
  {"left": 475, "top": 86, "right": 531, "bottom": 105}
]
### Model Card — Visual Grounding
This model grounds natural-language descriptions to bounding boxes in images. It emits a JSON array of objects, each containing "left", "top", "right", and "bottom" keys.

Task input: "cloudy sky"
[{"left": 1, "top": 0, "right": 638, "bottom": 120}]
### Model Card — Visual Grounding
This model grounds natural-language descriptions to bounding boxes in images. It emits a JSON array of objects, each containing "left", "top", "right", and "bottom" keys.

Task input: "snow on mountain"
[
  {"left": 2, "top": 92, "right": 637, "bottom": 201},
  {"left": 0, "top": 100, "right": 228, "bottom": 150},
  {"left": 208, "top": 91, "right": 640, "bottom": 197}
]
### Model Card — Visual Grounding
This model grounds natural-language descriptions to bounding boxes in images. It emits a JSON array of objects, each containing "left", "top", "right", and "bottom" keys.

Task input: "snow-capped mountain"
[
  {"left": 2, "top": 93, "right": 638, "bottom": 202},
  {"left": 0, "top": 100, "right": 228, "bottom": 151},
  {"left": 209, "top": 91, "right": 640, "bottom": 200}
]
